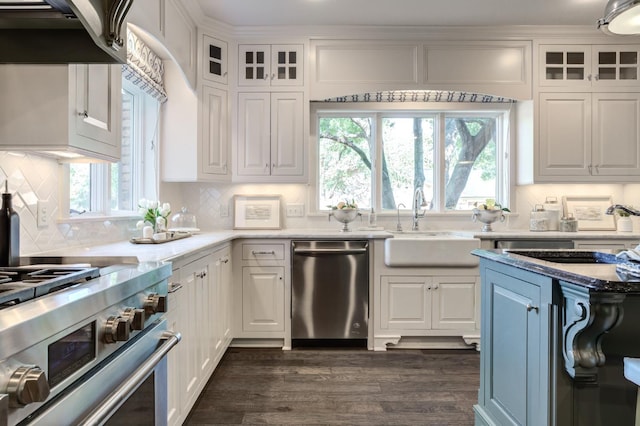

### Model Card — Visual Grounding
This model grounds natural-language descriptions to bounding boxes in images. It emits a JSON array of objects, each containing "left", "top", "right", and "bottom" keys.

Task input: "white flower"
[
  {"left": 138, "top": 207, "right": 147, "bottom": 216},
  {"left": 159, "top": 203, "right": 171, "bottom": 216},
  {"left": 138, "top": 198, "right": 149, "bottom": 209},
  {"left": 136, "top": 220, "right": 145, "bottom": 229},
  {"left": 148, "top": 200, "right": 158, "bottom": 209}
]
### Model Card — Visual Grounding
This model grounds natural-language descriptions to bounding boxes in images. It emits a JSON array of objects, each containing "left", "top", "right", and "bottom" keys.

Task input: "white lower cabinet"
[
  {"left": 165, "top": 244, "right": 232, "bottom": 425},
  {"left": 242, "top": 266, "right": 285, "bottom": 332},
  {"left": 233, "top": 240, "right": 289, "bottom": 345},
  {"left": 373, "top": 239, "right": 481, "bottom": 351},
  {"left": 380, "top": 275, "right": 479, "bottom": 331}
]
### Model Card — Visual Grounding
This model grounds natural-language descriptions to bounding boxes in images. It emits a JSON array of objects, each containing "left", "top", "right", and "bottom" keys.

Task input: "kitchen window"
[
  {"left": 67, "top": 79, "right": 159, "bottom": 217},
  {"left": 311, "top": 102, "right": 512, "bottom": 213}
]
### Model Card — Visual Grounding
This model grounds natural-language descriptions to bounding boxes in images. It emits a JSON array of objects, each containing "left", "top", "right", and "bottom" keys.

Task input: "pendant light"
[{"left": 597, "top": 0, "right": 640, "bottom": 35}]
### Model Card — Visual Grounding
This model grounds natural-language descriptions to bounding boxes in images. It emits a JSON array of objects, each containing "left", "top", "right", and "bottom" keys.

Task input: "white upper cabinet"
[
  {"left": 536, "top": 92, "right": 640, "bottom": 181},
  {"left": 238, "top": 44, "right": 304, "bottom": 86},
  {"left": 539, "top": 44, "right": 640, "bottom": 88},
  {"left": 423, "top": 41, "right": 531, "bottom": 99},
  {"left": 161, "top": 61, "right": 230, "bottom": 182},
  {"left": 311, "top": 40, "right": 420, "bottom": 99},
  {"left": 235, "top": 92, "right": 305, "bottom": 182},
  {"left": 310, "top": 39, "right": 531, "bottom": 100},
  {"left": 200, "top": 85, "right": 229, "bottom": 176},
  {"left": 202, "top": 34, "right": 228, "bottom": 85},
  {"left": 0, "top": 64, "right": 121, "bottom": 161}
]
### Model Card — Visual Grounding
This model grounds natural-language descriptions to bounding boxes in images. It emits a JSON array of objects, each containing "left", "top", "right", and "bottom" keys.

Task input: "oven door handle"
[{"left": 80, "top": 330, "right": 181, "bottom": 426}]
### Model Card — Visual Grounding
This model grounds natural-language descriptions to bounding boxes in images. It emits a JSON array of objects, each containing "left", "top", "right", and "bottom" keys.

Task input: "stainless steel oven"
[
  {"left": 23, "top": 318, "right": 179, "bottom": 425},
  {"left": 0, "top": 258, "right": 179, "bottom": 426}
]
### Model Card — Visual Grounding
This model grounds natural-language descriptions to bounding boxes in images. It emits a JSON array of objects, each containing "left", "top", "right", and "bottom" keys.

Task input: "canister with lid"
[
  {"left": 560, "top": 214, "right": 578, "bottom": 232},
  {"left": 530, "top": 204, "right": 549, "bottom": 231},
  {"left": 543, "top": 196, "right": 562, "bottom": 231}
]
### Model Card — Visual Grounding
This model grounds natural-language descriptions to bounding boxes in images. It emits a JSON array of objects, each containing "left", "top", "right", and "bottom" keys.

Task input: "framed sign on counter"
[
  {"left": 233, "top": 195, "right": 282, "bottom": 229},
  {"left": 562, "top": 195, "right": 616, "bottom": 231}
]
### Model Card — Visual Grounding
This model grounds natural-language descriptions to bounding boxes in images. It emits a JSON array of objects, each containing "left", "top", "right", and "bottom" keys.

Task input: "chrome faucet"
[
  {"left": 396, "top": 203, "right": 406, "bottom": 231},
  {"left": 606, "top": 204, "right": 640, "bottom": 216},
  {"left": 412, "top": 188, "right": 426, "bottom": 230}
]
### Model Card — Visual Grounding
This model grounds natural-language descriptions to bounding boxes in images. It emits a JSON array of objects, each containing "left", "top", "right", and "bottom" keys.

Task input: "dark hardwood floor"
[{"left": 185, "top": 347, "right": 480, "bottom": 425}]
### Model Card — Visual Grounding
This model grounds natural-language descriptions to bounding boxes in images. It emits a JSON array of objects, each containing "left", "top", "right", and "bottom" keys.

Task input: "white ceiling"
[{"left": 195, "top": 0, "right": 608, "bottom": 27}]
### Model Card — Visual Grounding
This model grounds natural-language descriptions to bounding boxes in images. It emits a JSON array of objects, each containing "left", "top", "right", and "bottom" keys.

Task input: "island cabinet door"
[{"left": 479, "top": 267, "right": 550, "bottom": 426}]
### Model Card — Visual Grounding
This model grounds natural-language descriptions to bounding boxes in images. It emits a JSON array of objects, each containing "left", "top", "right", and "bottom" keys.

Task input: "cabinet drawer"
[{"left": 242, "top": 244, "right": 285, "bottom": 260}]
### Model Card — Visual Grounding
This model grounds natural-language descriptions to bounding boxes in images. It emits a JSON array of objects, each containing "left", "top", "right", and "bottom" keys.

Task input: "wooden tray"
[{"left": 130, "top": 232, "right": 191, "bottom": 244}]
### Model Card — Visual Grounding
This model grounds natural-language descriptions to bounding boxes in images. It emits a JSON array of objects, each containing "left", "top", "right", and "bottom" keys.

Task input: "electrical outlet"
[
  {"left": 37, "top": 200, "right": 49, "bottom": 228},
  {"left": 286, "top": 203, "right": 304, "bottom": 217},
  {"left": 220, "top": 204, "right": 229, "bottom": 217}
]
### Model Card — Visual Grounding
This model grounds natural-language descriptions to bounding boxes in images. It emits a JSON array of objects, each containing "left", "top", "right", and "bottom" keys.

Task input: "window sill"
[{"left": 57, "top": 213, "right": 139, "bottom": 224}]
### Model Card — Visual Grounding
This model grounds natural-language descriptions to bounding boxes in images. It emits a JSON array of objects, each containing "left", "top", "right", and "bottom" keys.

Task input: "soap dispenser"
[{"left": 0, "top": 181, "right": 20, "bottom": 266}]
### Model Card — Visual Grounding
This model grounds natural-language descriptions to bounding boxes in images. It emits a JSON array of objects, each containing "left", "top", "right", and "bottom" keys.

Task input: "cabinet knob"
[
  {"left": 223, "top": 71, "right": 228, "bottom": 77},
  {"left": 588, "top": 74, "right": 593, "bottom": 81},
  {"left": 526, "top": 304, "right": 539, "bottom": 313},
  {"left": 78, "top": 111, "right": 89, "bottom": 118},
  {"left": 594, "top": 74, "right": 600, "bottom": 81}
]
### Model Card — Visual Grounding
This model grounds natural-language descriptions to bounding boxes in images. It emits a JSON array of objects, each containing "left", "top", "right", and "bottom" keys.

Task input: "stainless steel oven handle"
[{"left": 79, "top": 330, "right": 181, "bottom": 426}]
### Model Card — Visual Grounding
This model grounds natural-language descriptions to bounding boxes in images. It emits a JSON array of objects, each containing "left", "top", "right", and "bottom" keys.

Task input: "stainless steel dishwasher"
[{"left": 291, "top": 240, "right": 369, "bottom": 344}]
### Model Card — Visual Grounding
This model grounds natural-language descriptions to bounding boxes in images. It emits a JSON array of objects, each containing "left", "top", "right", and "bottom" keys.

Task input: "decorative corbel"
[{"left": 561, "top": 283, "right": 625, "bottom": 382}]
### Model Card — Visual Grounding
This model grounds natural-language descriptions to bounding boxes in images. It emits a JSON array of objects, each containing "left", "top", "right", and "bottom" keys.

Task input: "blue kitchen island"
[{"left": 473, "top": 248, "right": 640, "bottom": 426}]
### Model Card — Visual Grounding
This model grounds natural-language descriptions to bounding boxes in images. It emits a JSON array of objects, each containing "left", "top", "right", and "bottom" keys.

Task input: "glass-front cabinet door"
[
  {"left": 202, "top": 34, "right": 228, "bottom": 85},
  {"left": 270, "top": 45, "right": 303, "bottom": 86},
  {"left": 539, "top": 44, "right": 640, "bottom": 87},
  {"left": 538, "top": 45, "right": 591, "bottom": 86},
  {"left": 239, "top": 45, "right": 271, "bottom": 86},
  {"left": 238, "top": 44, "right": 303, "bottom": 86},
  {"left": 592, "top": 45, "right": 640, "bottom": 85}
]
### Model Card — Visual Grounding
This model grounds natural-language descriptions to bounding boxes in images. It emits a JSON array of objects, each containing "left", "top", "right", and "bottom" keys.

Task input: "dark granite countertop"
[{"left": 472, "top": 248, "right": 640, "bottom": 293}]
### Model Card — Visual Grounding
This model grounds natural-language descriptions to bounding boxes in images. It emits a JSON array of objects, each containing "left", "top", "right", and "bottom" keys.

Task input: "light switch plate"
[{"left": 286, "top": 203, "right": 304, "bottom": 217}]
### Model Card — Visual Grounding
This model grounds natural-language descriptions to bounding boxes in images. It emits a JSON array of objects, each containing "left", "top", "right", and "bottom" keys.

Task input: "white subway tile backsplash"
[{"left": 0, "top": 152, "right": 138, "bottom": 256}]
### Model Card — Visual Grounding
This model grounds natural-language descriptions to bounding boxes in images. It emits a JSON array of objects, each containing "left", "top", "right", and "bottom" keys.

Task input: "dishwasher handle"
[{"left": 293, "top": 247, "right": 368, "bottom": 255}]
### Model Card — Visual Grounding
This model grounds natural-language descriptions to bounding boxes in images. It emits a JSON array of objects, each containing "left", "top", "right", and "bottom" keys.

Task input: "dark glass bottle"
[{"left": 0, "top": 191, "right": 20, "bottom": 266}]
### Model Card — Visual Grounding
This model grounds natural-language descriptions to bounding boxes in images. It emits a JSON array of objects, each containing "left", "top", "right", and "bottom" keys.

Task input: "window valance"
[
  {"left": 123, "top": 29, "right": 167, "bottom": 103},
  {"left": 320, "top": 91, "right": 516, "bottom": 104}
]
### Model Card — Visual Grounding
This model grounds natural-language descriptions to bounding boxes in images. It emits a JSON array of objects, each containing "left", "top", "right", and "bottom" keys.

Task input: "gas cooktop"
[{"left": 0, "top": 265, "right": 101, "bottom": 308}]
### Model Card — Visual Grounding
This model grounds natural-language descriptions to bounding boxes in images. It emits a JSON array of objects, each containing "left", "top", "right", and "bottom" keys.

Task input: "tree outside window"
[{"left": 317, "top": 107, "right": 507, "bottom": 212}]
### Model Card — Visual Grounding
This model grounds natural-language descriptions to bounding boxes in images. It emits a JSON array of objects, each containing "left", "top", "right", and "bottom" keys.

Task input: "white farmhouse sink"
[{"left": 384, "top": 231, "right": 480, "bottom": 267}]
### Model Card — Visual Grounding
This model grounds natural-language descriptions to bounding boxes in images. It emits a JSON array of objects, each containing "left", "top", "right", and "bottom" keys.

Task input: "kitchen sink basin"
[
  {"left": 384, "top": 232, "right": 480, "bottom": 267},
  {"left": 507, "top": 250, "right": 620, "bottom": 264}
]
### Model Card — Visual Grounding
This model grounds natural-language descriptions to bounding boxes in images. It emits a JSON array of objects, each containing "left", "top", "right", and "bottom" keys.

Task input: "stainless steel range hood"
[{"left": 0, "top": 0, "right": 133, "bottom": 63}]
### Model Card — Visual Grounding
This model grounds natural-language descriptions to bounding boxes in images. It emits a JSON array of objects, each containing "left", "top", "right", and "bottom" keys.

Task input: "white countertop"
[{"left": 29, "top": 228, "right": 640, "bottom": 264}]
